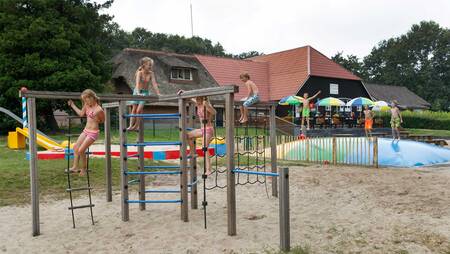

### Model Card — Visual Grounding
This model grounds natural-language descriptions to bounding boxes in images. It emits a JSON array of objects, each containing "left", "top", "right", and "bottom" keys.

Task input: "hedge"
[{"left": 376, "top": 110, "right": 450, "bottom": 130}]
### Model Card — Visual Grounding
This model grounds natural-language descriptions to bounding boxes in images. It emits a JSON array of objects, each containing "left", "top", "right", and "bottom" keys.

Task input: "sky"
[{"left": 102, "top": 0, "right": 450, "bottom": 58}]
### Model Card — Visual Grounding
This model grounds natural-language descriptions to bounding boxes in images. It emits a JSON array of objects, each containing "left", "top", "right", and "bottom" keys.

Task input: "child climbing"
[
  {"left": 239, "top": 72, "right": 259, "bottom": 124},
  {"left": 67, "top": 89, "right": 104, "bottom": 176},
  {"left": 178, "top": 90, "right": 216, "bottom": 175},
  {"left": 390, "top": 100, "right": 403, "bottom": 140},
  {"left": 298, "top": 91, "right": 321, "bottom": 130},
  {"left": 127, "top": 57, "right": 161, "bottom": 131}
]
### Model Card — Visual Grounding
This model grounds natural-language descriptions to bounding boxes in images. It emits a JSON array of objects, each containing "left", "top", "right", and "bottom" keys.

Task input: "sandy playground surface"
[{"left": 1, "top": 164, "right": 450, "bottom": 254}]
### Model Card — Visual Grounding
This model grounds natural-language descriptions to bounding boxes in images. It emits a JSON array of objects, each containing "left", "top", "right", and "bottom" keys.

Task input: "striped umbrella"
[
  {"left": 346, "top": 97, "right": 374, "bottom": 107},
  {"left": 317, "top": 97, "right": 345, "bottom": 107},
  {"left": 372, "top": 101, "right": 390, "bottom": 111},
  {"left": 278, "top": 95, "right": 302, "bottom": 105}
]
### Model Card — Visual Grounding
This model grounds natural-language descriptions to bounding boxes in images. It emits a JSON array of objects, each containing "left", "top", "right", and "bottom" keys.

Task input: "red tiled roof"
[
  {"left": 196, "top": 46, "right": 362, "bottom": 101},
  {"left": 309, "top": 47, "right": 361, "bottom": 81},
  {"left": 195, "top": 55, "right": 270, "bottom": 101},
  {"left": 250, "top": 46, "right": 309, "bottom": 100}
]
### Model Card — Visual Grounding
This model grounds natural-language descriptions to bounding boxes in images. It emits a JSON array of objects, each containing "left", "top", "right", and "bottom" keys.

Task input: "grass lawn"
[{"left": 406, "top": 128, "right": 450, "bottom": 138}]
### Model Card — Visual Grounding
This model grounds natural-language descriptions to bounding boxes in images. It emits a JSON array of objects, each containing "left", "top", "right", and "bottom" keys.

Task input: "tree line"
[
  {"left": 332, "top": 21, "right": 450, "bottom": 111},
  {"left": 0, "top": 1, "right": 448, "bottom": 132}
]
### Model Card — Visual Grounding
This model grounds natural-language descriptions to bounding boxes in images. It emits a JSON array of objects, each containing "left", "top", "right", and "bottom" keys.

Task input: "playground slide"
[
  {"left": 16, "top": 127, "right": 64, "bottom": 151},
  {"left": 0, "top": 106, "right": 59, "bottom": 144}
]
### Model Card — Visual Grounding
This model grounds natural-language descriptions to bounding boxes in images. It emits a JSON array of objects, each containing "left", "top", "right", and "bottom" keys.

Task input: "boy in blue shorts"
[{"left": 239, "top": 72, "right": 259, "bottom": 123}]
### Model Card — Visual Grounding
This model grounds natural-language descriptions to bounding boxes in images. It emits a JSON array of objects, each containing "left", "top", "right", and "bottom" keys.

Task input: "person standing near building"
[
  {"left": 390, "top": 100, "right": 403, "bottom": 140},
  {"left": 363, "top": 105, "right": 374, "bottom": 138},
  {"left": 298, "top": 91, "right": 321, "bottom": 130}
]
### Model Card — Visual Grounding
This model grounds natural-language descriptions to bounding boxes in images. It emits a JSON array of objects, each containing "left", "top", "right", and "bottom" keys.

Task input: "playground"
[{"left": 1, "top": 163, "right": 450, "bottom": 253}]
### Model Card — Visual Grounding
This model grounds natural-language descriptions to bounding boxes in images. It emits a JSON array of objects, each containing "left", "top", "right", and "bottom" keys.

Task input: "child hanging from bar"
[
  {"left": 178, "top": 90, "right": 216, "bottom": 175},
  {"left": 67, "top": 89, "right": 105, "bottom": 176},
  {"left": 127, "top": 57, "right": 161, "bottom": 131},
  {"left": 239, "top": 72, "right": 259, "bottom": 123}
]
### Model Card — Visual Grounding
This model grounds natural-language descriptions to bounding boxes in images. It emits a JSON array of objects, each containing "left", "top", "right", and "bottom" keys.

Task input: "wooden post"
[
  {"left": 119, "top": 101, "right": 129, "bottom": 221},
  {"left": 28, "top": 98, "right": 40, "bottom": 236},
  {"left": 138, "top": 120, "right": 145, "bottom": 210},
  {"left": 269, "top": 104, "right": 278, "bottom": 197},
  {"left": 332, "top": 137, "right": 337, "bottom": 165},
  {"left": 179, "top": 98, "right": 189, "bottom": 222},
  {"left": 373, "top": 136, "right": 378, "bottom": 168},
  {"left": 104, "top": 107, "right": 112, "bottom": 202},
  {"left": 225, "top": 93, "right": 236, "bottom": 236},
  {"left": 188, "top": 103, "right": 198, "bottom": 209},
  {"left": 279, "top": 167, "right": 290, "bottom": 252}
]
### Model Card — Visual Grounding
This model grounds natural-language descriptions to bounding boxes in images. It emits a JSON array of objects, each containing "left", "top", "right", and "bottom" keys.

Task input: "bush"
[{"left": 376, "top": 110, "right": 450, "bottom": 130}]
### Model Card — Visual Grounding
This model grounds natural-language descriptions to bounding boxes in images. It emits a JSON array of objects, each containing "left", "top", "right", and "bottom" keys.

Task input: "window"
[
  {"left": 330, "top": 83, "right": 339, "bottom": 95},
  {"left": 171, "top": 68, "right": 192, "bottom": 80}
]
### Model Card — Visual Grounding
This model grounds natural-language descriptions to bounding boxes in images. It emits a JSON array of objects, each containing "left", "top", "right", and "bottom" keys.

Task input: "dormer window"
[{"left": 171, "top": 68, "right": 193, "bottom": 81}]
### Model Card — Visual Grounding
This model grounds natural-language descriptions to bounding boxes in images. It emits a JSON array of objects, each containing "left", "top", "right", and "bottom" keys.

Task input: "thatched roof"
[
  {"left": 365, "top": 83, "right": 431, "bottom": 110},
  {"left": 111, "top": 48, "right": 219, "bottom": 96}
]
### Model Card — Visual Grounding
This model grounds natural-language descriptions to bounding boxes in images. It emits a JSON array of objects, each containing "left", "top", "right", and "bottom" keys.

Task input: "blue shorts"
[
  {"left": 243, "top": 95, "right": 260, "bottom": 107},
  {"left": 128, "top": 89, "right": 150, "bottom": 105}
]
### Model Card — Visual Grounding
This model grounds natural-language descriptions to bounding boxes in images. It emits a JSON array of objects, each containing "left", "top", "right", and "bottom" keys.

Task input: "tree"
[
  {"left": 363, "top": 21, "right": 450, "bottom": 110},
  {"left": 0, "top": 0, "right": 114, "bottom": 132},
  {"left": 331, "top": 52, "right": 367, "bottom": 79},
  {"left": 232, "top": 51, "right": 264, "bottom": 59}
]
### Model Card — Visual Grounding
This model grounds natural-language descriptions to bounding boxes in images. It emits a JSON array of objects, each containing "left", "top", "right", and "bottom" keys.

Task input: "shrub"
[{"left": 375, "top": 110, "right": 450, "bottom": 130}]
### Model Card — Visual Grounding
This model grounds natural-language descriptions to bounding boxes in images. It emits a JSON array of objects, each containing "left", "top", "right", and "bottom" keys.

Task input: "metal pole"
[
  {"left": 28, "top": 98, "right": 39, "bottom": 236},
  {"left": 179, "top": 98, "right": 189, "bottom": 222},
  {"left": 269, "top": 104, "right": 278, "bottom": 197},
  {"left": 188, "top": 103, "right": 198, "bottom": 209},
  {"left": 138, "top": 120, "right": 145, "bottom": 210},
  {"left": 104, "top": 108, "right": 112, "bottom": 202},
  {"left": 225, "top": 93, "right": 236, "bottom": 236},
  {"left": 279, "top": 167, "right": 290, "bottom": 252},
  {"left": 119, "top": 101, "right": 129, "bottom": 221}
]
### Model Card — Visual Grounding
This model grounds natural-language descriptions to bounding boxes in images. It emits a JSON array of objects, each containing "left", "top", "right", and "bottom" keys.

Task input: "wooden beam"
[
  {"left": 179, "top": 98, "right": 189, "bottom": 222},
  {"left": 119, "top": 101, "right": 129, "bottom": 221},
  {"left": 279, "top": 167, "right": 290, "bottom": 252},
  {"left": 104, "top": 108, "right": 112, "bottom": 202},
  {"left": 225, "top": 93, "right": 237, "bottom": 236},
  {"left": 159, "top": 85, "right": 239, "bottom": 101},
  {"left": 138, "top": 120, "right": 146, "bottom": 211},
  {"left": 269, "top": 104, "right": 278, "bottom": 197},
  {"left": 188, "top": 103, "right": 198, "bottom": 209},
  {"left": 20, "top": 90, "right": 159, "bottom": 101},
  {"left": 28, "top": 98, "right": 40, "bottom": 236}
]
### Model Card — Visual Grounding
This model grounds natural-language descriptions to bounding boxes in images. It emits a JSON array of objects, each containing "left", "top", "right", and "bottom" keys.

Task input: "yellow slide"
[{"left": 16, "top": 127, "right": 66, "bottom": 151}]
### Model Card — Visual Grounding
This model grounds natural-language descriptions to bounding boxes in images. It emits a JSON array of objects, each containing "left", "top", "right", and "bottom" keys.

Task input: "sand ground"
[{"left": 1, "top": 164, "right": 450, "bottom": 254}]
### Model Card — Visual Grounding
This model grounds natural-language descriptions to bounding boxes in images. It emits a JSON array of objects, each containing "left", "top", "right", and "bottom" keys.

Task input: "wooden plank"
[
  {"left": 20, "top": 90, "right": 159, "bottom": 101},
  {"left": 179, "top": 98, "right": 189, "bottom": 222},
  {"left": 28, "top": 98, "right": 40, "bottom": 236},
  {"left": 138, "top": 120, "right": 146, "bottom": 211},
  {"left": 119, "top": 101, "right": 129, "bottom": 221},
  {"left": 188, "top": 103, "right": 198, "bottom": 209},
  {"left": 225, "top": 93, "right": 237, "bottom": 236},
  {"left": 104, "top": 108, "right": 112, "bottom": 202},
  {"left": 279, "top": 167, "right": 290, "bottom": 252},
  {"left": 373, "top": 137, "right": 379, "bottom": 168},
  {"left": 269, "top": 104, "right": 278, "bottom": 197},
  {"left": 332, "top": 137, "right": 337, "bottom": 165},
  {"left": 160, "top": 85, "right": 239, "bottom": 101}
]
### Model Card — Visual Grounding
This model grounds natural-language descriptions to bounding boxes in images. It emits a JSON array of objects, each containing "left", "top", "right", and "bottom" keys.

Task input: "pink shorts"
[
  {"left": 200, "top": 126, "right": 214, "bottom": 137},
  {"left": 83, "top": 129, "right": 99, "bottom": 141}
]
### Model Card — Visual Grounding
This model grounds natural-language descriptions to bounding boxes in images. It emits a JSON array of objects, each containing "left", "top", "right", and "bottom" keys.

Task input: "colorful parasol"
[
  {"left": 346, "top": 97, "right": 374, "bottom": 107},
  {"left": 372, "top": 101, "right": 391, "bottom": 111},
  {"left": 317, "top": 97, "right": 345, "bottom": 107},
  {"left": 278, "top": 95, "right": 302, "bottom": 105}
]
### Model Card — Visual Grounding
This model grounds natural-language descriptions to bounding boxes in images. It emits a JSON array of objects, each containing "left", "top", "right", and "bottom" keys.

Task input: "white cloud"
[{"left": 103, "top": 0, "right": 450, "bottom": 58}]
